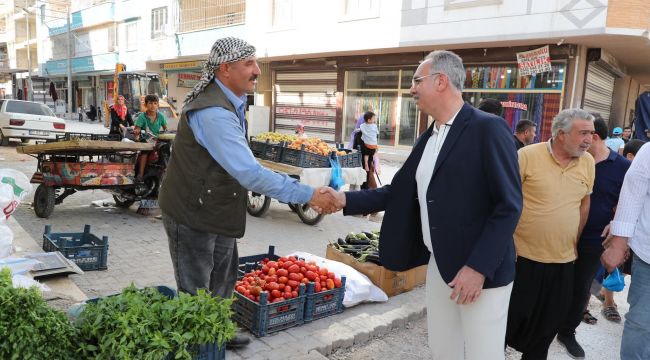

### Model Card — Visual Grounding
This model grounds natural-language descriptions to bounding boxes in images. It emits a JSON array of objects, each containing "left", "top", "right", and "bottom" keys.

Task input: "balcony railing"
[{"left": 177, "top": 0, "right": 245, "bottom": 33}]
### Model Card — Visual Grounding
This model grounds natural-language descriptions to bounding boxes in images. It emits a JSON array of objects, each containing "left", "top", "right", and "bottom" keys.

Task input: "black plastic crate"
[
  {"left": 338, "top": 151, "right": 361, "bottom": 168},
  {"left": 249, "top": 139, "right": 267, "bottom": 158},
  {"left": 238, "top": 246, "right": 279, "bottom": 277},
  {"left": 304, "top": 277, "right": 346, "bottom": 322},
  {"left": 250, "top": 139, "right": 285, "bottom": 162},
  {"left": 42, "top": 224, "right": 108, "bottom": 271},
  {"left": 232, "top": 284, "right": 306, "bottom": 337},
  {"left": 280, "top": 145, "right": 331, "bottom": 168}
]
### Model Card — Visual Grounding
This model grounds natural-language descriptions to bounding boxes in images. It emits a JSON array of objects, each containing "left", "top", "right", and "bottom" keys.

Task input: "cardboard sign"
[{"left": 516, "top": 45, "right": 552, "bottom": 76}]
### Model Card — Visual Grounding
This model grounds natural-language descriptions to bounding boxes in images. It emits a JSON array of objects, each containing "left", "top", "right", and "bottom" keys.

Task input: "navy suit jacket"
[{"left": 344, "top": 103, "right": 523, "bottom": 289}]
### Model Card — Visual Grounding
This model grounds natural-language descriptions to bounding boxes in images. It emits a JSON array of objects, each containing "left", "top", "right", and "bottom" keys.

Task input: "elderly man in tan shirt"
[{"left": 506, "top": 109, "right": 595, "bottom": 359}]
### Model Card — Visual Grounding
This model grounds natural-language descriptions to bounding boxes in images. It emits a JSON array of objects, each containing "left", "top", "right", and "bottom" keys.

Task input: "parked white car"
[{"left": 0, "top": 99, "right": 66, "bottom": 145}]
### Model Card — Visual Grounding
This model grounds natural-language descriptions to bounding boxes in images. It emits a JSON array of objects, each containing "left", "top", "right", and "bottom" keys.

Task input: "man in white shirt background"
[{"left": 601, "top": 142, "right": 650, "bottom": 359}]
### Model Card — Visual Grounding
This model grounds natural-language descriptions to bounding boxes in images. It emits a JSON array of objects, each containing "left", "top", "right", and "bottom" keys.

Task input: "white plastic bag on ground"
[
  {"left": 11, "top": 274, "right": 50, "bottom": 292},
  {"left": 0, "top": 169, "right": 32, "bottom": 259},
  {"left": 289, "top": 251, "right": 388, "bottom": 307}
]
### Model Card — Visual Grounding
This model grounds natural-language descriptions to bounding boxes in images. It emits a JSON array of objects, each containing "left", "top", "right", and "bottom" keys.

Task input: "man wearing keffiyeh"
[{"left": 158, "top": 37, "right": 339, "bottom": 348}]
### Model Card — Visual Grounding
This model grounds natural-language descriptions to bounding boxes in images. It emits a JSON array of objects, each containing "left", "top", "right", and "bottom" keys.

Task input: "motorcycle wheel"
[
  {"left": 295, "top": 203, "right": 324, "bottom": 225},
  {"left": 113, "top": 194, "right": 135, "bottom": 208},
  {"left": 247, "top": 192, "right": 271, "bottom": 217}
]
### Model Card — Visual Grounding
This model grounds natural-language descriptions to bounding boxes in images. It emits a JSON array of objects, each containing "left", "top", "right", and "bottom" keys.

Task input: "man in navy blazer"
[{"left": 320, "top": 51, "right": 522, "bottom": 359}]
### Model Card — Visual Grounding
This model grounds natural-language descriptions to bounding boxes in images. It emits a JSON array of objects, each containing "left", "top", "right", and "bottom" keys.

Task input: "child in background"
[{"left": 360, "top": 111, "right": 379, "bottom": 172}]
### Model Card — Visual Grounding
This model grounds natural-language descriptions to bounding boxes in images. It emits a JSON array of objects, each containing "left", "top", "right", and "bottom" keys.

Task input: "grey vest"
[{"left": 159, "top": 81, "right": 247, "bottom": 237}]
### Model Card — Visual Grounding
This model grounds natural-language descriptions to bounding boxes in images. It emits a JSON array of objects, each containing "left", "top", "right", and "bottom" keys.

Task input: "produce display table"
[
  {"left": 257, "top": 159, "right": 367, "bottom": 187},
  {"left": 247, "top": 159, "right": 366, "bottom": 226}
]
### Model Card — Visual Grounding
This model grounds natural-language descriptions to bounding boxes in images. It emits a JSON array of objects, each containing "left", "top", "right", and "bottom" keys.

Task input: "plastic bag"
[
  {"left": 603, "top": 268, "right": 625, "bottom": 292},
  {"left": 0, "top": 169, "right": 32, "bottom": 223},
  {"left": 288, "top": 251, "right": 388, "bottom": 307},
  {"left": 0, "top": 169, "right": 31, "bottom": 259},
  {"left": 329, "top": 154, "right": 344, "bottom": 191}
]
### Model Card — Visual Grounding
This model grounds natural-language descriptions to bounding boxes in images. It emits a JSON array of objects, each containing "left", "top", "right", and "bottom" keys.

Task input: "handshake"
[{"left": 308, "top": 187, "right": 346, "bottom": 214}]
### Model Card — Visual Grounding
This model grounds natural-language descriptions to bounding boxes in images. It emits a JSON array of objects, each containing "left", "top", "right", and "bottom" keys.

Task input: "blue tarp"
[{"left": 634, "top": 92, "right": 650, "bottom": 141}]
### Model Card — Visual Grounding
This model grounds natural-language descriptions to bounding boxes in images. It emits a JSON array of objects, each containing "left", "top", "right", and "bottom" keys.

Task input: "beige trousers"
[{"left": 426, "top": 255, "right": 513, "bottom": 360}]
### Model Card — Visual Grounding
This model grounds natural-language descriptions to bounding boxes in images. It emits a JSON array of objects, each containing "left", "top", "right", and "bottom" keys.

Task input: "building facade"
[{"left": 247, "top": 0, "right": 650, "bottom": 147}]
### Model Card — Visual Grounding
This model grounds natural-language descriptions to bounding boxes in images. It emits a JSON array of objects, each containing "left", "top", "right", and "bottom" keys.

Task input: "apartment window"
[
  {"left": 108, "top": 23, "right": 117, "bottom": 51},
  {"left": 125, "top": 22, "right": 137, "bottom": 51},
  {"left": 151, "top": 6, "right": 167, "bottom": 39},
  {"left": 271, "top": 0, "right": 293, "bottom": 29},
  {"left": 340, "top": 0, "right": 380, "bottom": 21}
]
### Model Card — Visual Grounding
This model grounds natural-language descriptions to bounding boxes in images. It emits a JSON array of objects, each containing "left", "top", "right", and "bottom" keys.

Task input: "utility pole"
[
  {"left": 66, "top": 5, "right": 72, "bottom": 116},
  {"left": 24, "top": 7, "right": 33, "bottom": 101}
]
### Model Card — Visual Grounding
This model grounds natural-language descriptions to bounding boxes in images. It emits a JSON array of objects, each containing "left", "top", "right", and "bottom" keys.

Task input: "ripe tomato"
[
  {"left": 326, "top": 279, "right": 335, "bottom": 290},
  {"left": 320, "top": 275, "right": 328, "bottom": 281},
  {"left": 305, "top": 271, "right": 317, "bottom": 281},
  {"left": 250, "top": 286, "right": 262, "bottom": 296},
  {"left": 288, "top": 273, "right": 301, "bottom": 281},
  {"left": 300, "top": 266, "right": 307, "bottom": 274},
  {"left": 291, "top": 290, "right": 298, "bottom": 298},
  {"left": 284, "top": 285, "right": 292, "bottom": 293},
  {"left": 236, "top": 285, "right": 246, "bottom": 293},
  {"left": 282, "top": 261, "right": 294, "bottom": 270},
  {"left": 263, "top": 257, "right": 269, "bottom": 263},
  {"left": 288, "top": 264, "right": 300, "bottom": 274},
  {"left": 278, "top": 283, "right": 286, "bottom": 291},
  {"left": 287, "top": 280, "right": 300, "bottom": 289},
  {"left": 276, "top": 269, "right": 288, "bottom": 277},
  {"left": 268, "top": 267, "right": 277, "bottom": 276},
  {"left": 288, "top": 256, "right": 297, "bottom": 262},
  {"left": 271, "top": 289, "right": 282, "bottom": 299},
  {"left": 327, "top": 272, "right": 336, "bottom": 280},
  {"left": 301, "top": 278, "right": 309, "bottom": 284},
  {"left": 296, "top": 260, "right": 306, "bottom": 267},
  {"left": 334, "top": 278, "right": 342, "bottom": 288},
  {"left": 314, "top": 282, "right": 321, "bottom": 292},
  {"left": 261, "top": 265, "right": 270, "bottom": 274},
  {"left": 266, "top": 261, "right": 278, "bottom": 269},
  {"left": 279, "top": 256, "right": 288, "bottom": 262}
]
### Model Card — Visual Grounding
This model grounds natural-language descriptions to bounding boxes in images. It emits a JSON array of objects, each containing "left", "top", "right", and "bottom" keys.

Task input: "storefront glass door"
[{"left": 344, "top": 69, "right": 418, "bottom": 148}]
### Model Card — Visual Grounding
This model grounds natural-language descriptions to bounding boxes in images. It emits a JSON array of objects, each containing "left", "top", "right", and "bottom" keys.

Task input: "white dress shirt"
[
  {"left": 611, "top": 143, "right": 650, "bottom": 264},
  {"left": 415, "top": 109, "right": 461, "bottom": 254}
]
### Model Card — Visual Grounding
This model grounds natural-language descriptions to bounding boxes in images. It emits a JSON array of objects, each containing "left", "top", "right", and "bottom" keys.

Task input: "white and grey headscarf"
[{"left": 183, "top": 37, "right": 256, "bottom": 107}]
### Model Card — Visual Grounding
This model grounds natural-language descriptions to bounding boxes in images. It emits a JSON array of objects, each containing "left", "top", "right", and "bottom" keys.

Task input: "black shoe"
[
  {"left": 225, "top": 333, "right": 250, "bottom": 349},
  {"left": 557, "top": 333, "right": 585, "bottom": 359}
]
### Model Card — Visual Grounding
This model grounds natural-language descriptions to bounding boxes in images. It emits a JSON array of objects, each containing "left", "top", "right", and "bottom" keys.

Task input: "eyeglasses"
[{"left": 411, "top": 72, "right": 442, "bottom": 87}]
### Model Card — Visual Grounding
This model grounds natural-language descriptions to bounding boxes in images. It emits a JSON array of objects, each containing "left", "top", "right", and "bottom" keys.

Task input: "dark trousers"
[
  {"left": 162, "top": 213, "right": 238, "bottom": 298},
  {"left": 559, "top": 244, "right": 604, "bottom": 336},
  {"left": 506, "top": 257, "right": 574, "bottom": 359}
]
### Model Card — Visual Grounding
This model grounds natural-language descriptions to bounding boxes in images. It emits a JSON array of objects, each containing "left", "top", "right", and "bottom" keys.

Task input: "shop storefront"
[
  {"left": 267, "top": 45, "right": 573, "bottom": 147},
  {"left": 462, "top": 62, "right": 566, "bottom": 141},
  {"left": 273, "top": 71, "right": 337, "bottom": 142},
  {"left": 343, "top": 69, "right": 418, "bottom": 147}
]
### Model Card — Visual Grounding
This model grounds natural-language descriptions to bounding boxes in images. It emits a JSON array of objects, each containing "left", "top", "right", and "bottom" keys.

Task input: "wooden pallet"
[{"left": 17, "top": 140, "right": 154, "bottom": 154}]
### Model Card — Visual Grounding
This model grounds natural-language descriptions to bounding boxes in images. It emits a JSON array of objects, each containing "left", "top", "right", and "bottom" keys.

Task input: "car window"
[{"left": 6, "top": 100, "right": 56, "bottom": 116}]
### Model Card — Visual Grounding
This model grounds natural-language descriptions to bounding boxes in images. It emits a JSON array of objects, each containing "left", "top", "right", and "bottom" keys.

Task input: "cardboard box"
[{"left": 326, "top": 244, "right": 426, "bottom": 297}]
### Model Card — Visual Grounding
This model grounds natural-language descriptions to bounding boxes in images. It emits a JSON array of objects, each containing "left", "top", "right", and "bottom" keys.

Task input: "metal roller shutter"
[
  {"left": 274, "top": 71, "right": 337, "bottom": 142},
  {"left": 583, "top": 62, "right": 615, "bottom": 121}
]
